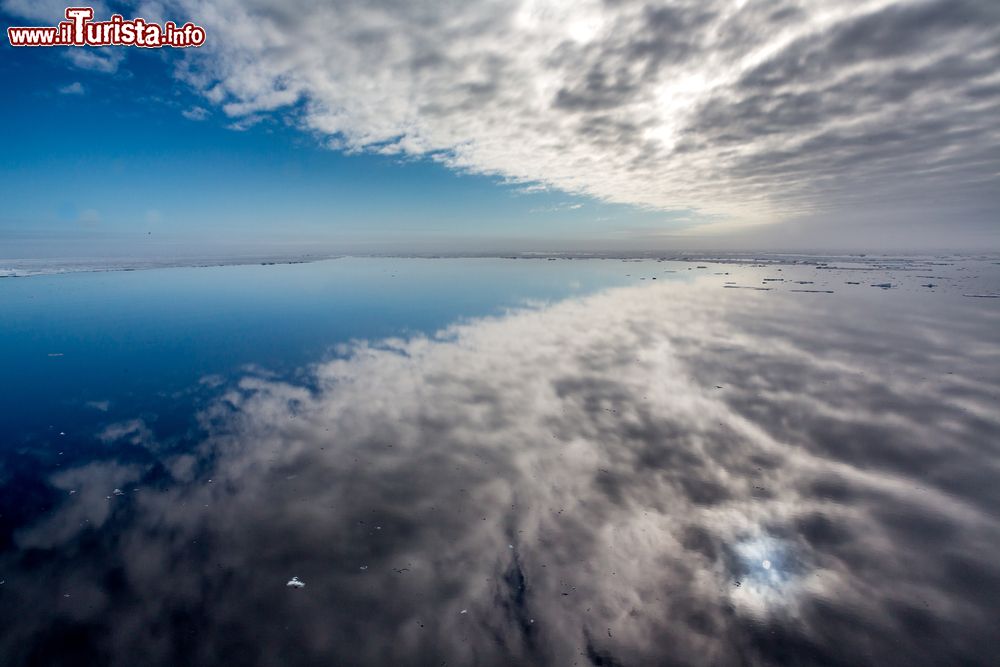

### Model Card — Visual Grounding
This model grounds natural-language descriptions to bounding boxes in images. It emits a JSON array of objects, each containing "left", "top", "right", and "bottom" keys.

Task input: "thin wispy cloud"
[
  {"left": 65, "top": 47, "right": 124, "bottom": 74},
  {"left": 181, "top": 105, "right": 210, "bottom": 121},
  {"left": 530, "top": 201, "right": 584, "bottom": 213},
  {"left": 58, "top": 81, "right": 84, "bottom": 95}
]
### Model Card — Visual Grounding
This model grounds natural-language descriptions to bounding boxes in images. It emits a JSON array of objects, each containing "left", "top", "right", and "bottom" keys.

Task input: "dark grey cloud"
[
  {"left": 2, "top": 267, "right": 999, "bottom": 665},
  {"left": 684, "top": 0, "right": 1000, "bottom": 226}
]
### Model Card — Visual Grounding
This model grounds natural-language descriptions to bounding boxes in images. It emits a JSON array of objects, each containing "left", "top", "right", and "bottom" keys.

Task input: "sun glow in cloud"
[{"left": 139, "top": 0, "right": 1000, "bottom": 231}]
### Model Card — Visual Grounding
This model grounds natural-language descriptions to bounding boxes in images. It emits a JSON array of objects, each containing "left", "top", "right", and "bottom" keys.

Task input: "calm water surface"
[{"left": 1, "top": 256, "right": 999, "bottom": 666}]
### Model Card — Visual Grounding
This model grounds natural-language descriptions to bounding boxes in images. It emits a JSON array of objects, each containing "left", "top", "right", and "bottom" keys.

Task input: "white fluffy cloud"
[{"left": 155, "top": 0, "right": 1000, "bottom": 229}]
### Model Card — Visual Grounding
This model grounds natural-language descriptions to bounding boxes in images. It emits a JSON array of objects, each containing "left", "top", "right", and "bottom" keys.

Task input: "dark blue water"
[
  {"left": 1, "top": 256, "right": 998, "bottom": 666},
  {"left": 1, "top": 258, "right": 645, "bottom": 439}
]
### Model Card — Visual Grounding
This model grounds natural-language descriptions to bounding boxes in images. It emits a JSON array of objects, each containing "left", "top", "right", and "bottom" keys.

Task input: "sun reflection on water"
[{"left": 729, "top": 535, "right": 810, "bottom": 614}]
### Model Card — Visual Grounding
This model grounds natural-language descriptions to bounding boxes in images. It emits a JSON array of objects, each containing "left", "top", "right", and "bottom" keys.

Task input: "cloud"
[
  {"left": 159, "top": 0, "right": 1000, "bottom": 232},
  {"left": 98, "top": 419, "right": 156, "bottom": 449},
  {"left": 16, "top": 461, "right": 144, "bottom": 549},
  {"left": 1, "top": 0, "right": 108, "bottom": 22},
  {"left": 65, "top": 47, "right": 124, "bottom": 74},
  {"left": 58, "top": 81, "right": 84, "bottom": 95},
  {"left": 1, "top": 0, "right": 124, "bottom": 74},
  {"left": 181, "top": 105, "right": 209, "bottom": 121},
  {"left": 3, "top": 274, "right": 998, "bottom": 664},
  {"left": 529, "top": 201, "right": 584, "bottom": 213},
  {"left": 224, "top": 113, "right": 264, "bottom": 131}
]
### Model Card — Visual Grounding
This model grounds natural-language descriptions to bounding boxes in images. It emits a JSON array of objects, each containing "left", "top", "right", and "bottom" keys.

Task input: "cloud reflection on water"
[{"left": 3, "top": 278, "right": 1000, "bottom": 666}]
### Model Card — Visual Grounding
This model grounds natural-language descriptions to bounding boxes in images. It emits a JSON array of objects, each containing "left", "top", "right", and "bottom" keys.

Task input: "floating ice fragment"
[
  {"left": 762, "top": 559, "right": 772, "bottom": 570},
  {"left": 460, "top": 609, "right": 467, "bottom": 614},
  {"left": 112, "top": 488, "right": 125, "bottom": 496},
  {"left": 286, "top": 577, "right": 305, "bottom": 588}
]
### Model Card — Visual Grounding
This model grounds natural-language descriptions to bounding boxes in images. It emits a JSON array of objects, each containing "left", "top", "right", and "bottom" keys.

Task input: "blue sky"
[
  {"left": 2, "top": 1, "right": 999, "bottom": 256},
  {"left": 0, "top": 11, "right": 681, "bottom": 257}
]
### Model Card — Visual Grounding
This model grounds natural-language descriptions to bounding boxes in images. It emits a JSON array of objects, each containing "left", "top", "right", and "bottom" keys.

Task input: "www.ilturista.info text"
[{"left": 8, "top": 7, "right": 206, "bottom": 48}]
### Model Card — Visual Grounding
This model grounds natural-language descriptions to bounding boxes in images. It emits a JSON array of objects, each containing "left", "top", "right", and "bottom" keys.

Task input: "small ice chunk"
[
  {"left": 286, "top": 577, "right": 305, "bottom": 588},
  {"left": 112, "top": 488, "right": 125, "bottom": 496},
  {"left": 762, "top": 559, "right": 771, "bottom": 570},
  {"left": 460, "top": 609, "right": 467, "bottom": 614}
]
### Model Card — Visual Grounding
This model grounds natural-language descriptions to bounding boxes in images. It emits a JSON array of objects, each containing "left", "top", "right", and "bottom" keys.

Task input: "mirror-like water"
[{"left": 1, "top": 256, "right": 998, "bottom": 666}]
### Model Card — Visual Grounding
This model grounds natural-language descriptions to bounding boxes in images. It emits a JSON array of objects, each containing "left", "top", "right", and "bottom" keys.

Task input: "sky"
[{"left": 1, "top": 0, "right": 999, "bottom": 256}]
